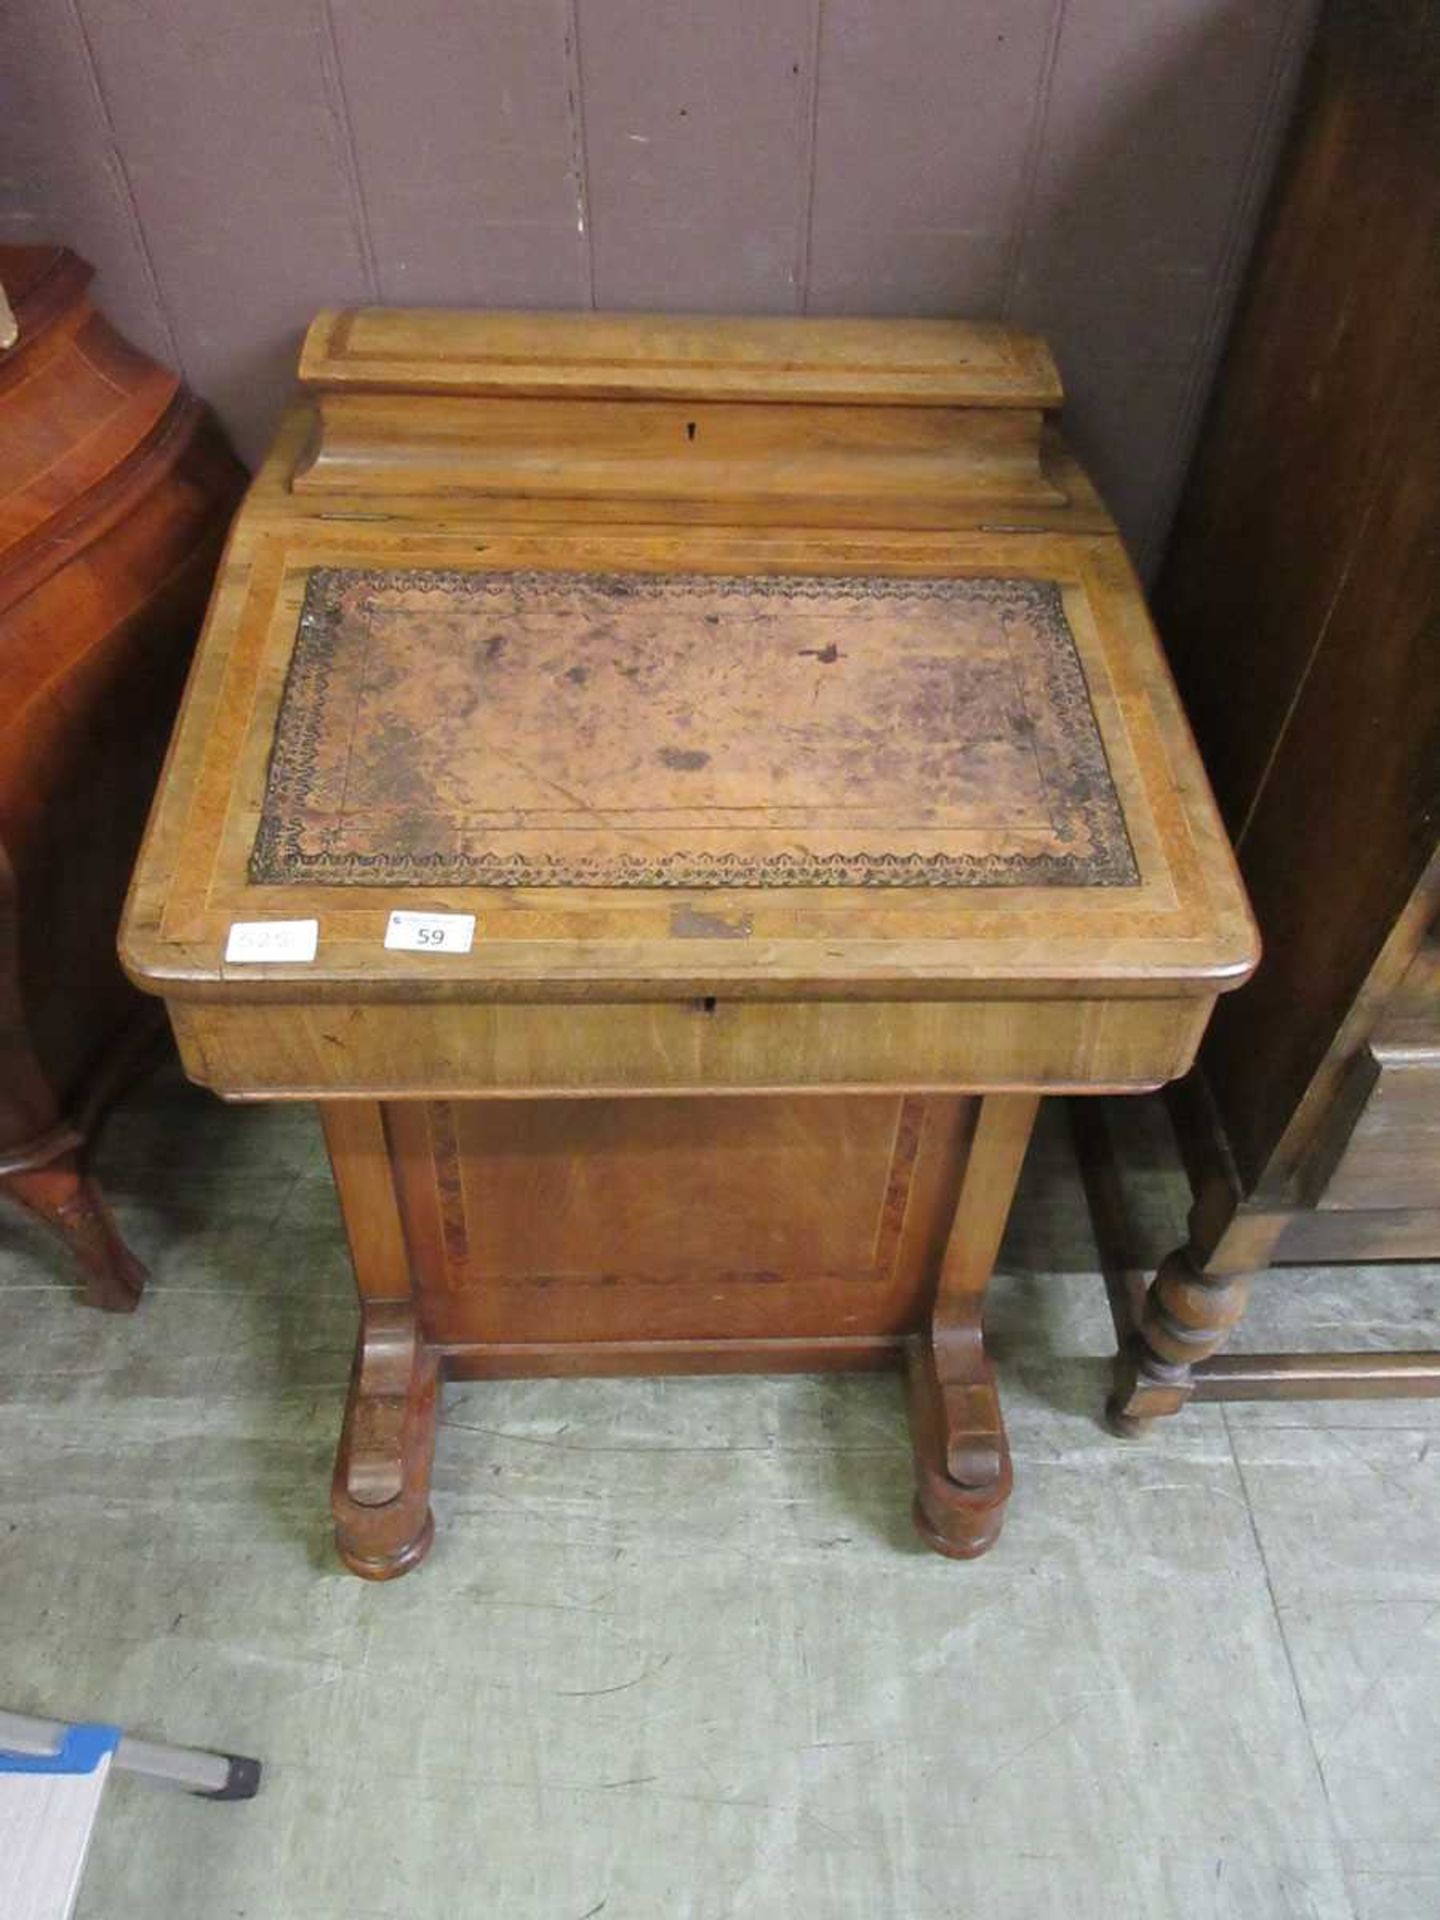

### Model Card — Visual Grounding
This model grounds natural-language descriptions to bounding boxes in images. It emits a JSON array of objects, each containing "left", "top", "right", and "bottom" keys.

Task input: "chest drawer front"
[
  {"left": 1320, "top": 1056, "right": 1440, "bottom": 1212},
  {"left": 169, "top": 993, "right": 1210, "bottom": 1100}
]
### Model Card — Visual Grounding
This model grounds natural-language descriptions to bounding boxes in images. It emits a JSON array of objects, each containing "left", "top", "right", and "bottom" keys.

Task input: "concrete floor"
[{"left": 1, "top": 1072, "right": 1437, "bottom": 1920}]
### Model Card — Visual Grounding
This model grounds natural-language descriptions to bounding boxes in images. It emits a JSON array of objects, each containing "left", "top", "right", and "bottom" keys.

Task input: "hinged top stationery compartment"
[{"left": 290, "top": 310, "right": 1073, "bottom": 525}]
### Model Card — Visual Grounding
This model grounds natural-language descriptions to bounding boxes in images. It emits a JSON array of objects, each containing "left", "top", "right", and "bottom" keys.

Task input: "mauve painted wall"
[{"left": 0, "top": 0, "right": 1316, "bottom": 571}]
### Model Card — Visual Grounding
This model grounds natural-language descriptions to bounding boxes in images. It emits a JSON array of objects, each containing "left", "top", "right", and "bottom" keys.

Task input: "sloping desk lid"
[
  {"left": 250, "top": 568, "right": 1135, "bottom": 893},
  {"left": 122, "top": 312, "right": 1255, "bottom": 1003}
]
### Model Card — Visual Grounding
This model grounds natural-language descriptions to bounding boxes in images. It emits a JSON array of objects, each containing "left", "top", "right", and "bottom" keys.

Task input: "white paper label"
[
  {"left": 383, "top": 910, "right": 476, "bottom": 955},
  {"left": 224, "top": 919, "right": 319, "bottom": 964}
]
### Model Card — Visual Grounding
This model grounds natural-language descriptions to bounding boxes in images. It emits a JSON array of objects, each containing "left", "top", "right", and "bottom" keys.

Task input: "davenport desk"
[{"left": 121, "top": 312, "right": 1256, "bottom": 1578}]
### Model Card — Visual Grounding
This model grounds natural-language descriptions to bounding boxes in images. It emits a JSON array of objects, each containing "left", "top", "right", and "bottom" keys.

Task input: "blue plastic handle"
[{"left": 0, "top": 1724, "right": 121, "bottom": 1775}]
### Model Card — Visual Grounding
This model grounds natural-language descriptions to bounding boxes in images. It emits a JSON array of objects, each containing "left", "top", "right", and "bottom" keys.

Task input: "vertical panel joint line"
[
  {"left": 62, "top": 0, "right": 186, "bottom": 372},
  {"left": 1142, "top": 0, "right": 1318, "bottom": 569},
  {"left": 318, "top": 0, "right": 382, "bottom": 302},
  {"left": 794, "top": 0, "right": 826, "bottom": 314},
  {"left": 565, "top": 0, "right": 598, "bottom": 308},
  {"left": 1000, "top": 0, "right": 1069, "bottom": 323}
]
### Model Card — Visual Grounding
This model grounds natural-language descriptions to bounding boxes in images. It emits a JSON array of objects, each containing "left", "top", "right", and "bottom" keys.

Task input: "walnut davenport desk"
[{"left": 122, "top": 312, "right": 1255, "bottom": 1578}]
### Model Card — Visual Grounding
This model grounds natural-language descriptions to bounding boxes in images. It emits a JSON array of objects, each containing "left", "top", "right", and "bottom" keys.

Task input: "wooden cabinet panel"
[
  {"left": 0, "top": 244, "right": 243, "bottom": 1310},
  {"left": 1091, "top": 3, "right": 1440, "bottom": 1431},
  {"left": 390, "top": 1093, "right": 973, "bottom": 1352},
  {"left": 1320, "top": 1058, "right": 1440, "bottom": 1212}
]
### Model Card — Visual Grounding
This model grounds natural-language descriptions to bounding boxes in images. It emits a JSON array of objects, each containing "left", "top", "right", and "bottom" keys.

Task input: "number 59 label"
[{"left": 383, "top": 910, "right": 475, "bottom": 955}]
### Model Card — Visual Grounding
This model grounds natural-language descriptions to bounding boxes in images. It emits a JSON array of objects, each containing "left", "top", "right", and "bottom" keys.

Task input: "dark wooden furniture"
[
  {"left": 121, "top": 308, "right": 1253, "bottom": 1577},
  {"left": 1077, "top": 0, "right": 1440, "bottom": 1427},
  {"left": 0, "top": 246, "right": 244, "bottom": 1308}
]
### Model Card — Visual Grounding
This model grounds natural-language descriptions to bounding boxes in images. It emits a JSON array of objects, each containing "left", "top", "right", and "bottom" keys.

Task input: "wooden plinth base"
[
  {"left": 332, "top": 1303, "right": 439, "bottom": 1582},
  {"left": 905, "top": 1333, "right": 1012, "bottom": 1558},
  {"left": 336, "top": 1507, "right": 436, "bottom": 1582},
  {"left": 321, "top": 1090, "right": 1039, "bottom": 1580},
  {"left": 330, "top": 1315, "right": 1015, "bottom": 1577}
]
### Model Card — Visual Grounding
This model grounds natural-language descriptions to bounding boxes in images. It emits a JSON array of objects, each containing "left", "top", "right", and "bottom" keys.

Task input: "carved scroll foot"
[
  {"left": 903, "top": 1093, "right": 1035, "bottom": 1559},
  {"left": 332, "top": 1302, "right": 439, "bottom": 1580},
  {"left": 1106, "top": 1243, "right": 1249, "bottom": 1436},
  {"left": 905, "top": 1332, "right": 1013, "bottom": 1559},
  {"left": 1, "top": 1151, "right": 146, "bottom": 1312}
]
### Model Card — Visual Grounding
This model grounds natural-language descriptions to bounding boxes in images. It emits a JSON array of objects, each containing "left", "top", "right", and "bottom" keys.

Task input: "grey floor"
[{"left": 1, "top": 1073, "right": 1438, "bottom": 1920}]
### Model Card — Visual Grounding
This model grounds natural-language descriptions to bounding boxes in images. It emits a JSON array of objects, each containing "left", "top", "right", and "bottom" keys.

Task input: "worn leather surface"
[{"left": 252, "top": 568, "right": 1136, "bottom": 889}]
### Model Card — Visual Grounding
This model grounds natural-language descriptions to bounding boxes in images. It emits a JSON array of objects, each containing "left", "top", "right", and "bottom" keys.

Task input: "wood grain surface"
[
  {"left": 0, "top": 244, "right": 243, "bottom": 1309},
  {"left": 298, "top": 309, "right": 1063, "bottom": 406},
  {"left": 1096, "top": 0, "right": 1440, "bottom": 1433},
  {"left": 120, "top": 308, "right": 1255, "bottom": 1574}
]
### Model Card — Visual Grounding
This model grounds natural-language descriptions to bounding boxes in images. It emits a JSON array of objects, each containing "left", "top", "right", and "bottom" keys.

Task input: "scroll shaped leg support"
[
  {"left": 1107, "top": 1242, "right": 1250, "bottom": 1435},
  {"left": 332, "top": 1302, "right": 439, "bottom": 1580},
  {"left": 1, "top": 1149, "right": 146, "bottom": 1312},
  {"left": 906, "top": 1093, "right": 1038, "bottom": 1559},
  {"left": 907, "top": 1331, "right": 1014, "bottom": 1559}
]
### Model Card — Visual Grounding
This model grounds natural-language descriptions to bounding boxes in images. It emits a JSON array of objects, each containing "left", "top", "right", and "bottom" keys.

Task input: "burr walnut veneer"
[{"left": 122, "top": 310, "right": 1255, "bottom": 1577}]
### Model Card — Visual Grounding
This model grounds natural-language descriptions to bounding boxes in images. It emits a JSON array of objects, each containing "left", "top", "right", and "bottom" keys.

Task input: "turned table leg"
[
  {"left": 1107, "top": 1200, "right": 1285, "bottom": 1435},
  {"left": 322, "top": 1102, "right": 439, "bottom": 1579},
  {"left": 907, "top": 1092, "right": 1039, "bottom": 1558}
]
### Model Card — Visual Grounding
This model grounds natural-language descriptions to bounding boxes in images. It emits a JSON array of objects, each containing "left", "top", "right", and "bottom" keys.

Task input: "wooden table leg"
[
  {"left": 906, "top": 1092, "right": 1039, "bottom": 1558},
  {"left": 1, "top": 998, "right": 168, "bottom": 1311},
  {"left": 322, "top": 1102, "right": 438, "bottom": 1579},
  {"left": 1107, "top": 1198, "right": 1285, "bottom": 1434},
  {"left": 906, "top": 1098, "right": 1044, "bottom": 1559},
  {"left": 0, "top": 1146, "right": 146, "bottom": 1312},
  {"left": 332, "top": 1300, "right": 438, "bottom": 1579}
]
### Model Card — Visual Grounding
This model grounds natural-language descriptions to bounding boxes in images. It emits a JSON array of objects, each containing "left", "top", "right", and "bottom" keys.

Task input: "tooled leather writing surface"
[{"left": 251, "top": 568, "right": 1136, "bottom": 890}]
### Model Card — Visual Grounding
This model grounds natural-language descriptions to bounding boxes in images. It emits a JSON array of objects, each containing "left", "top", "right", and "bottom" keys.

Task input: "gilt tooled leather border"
[{"left": 249, "top": 569, "right": 1139, "bottom": 890}]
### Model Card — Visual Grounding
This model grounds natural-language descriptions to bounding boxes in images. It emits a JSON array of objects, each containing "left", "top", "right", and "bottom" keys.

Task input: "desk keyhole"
[
  {"left": 695, "top": 994, "right": 718, "bottom": 1014},
  {"left": 685, "top": 420, "right": 698, "bottom": 442}
]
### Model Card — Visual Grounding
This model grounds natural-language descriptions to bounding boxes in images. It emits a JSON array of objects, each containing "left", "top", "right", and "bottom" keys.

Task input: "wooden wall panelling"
[
  {"left": 324, "top": 0, "right": 589, "bottom": 308},
  {"left": 1008, "top": 0, "right": 1318, "bottom": 568},
  {"left": 804, "top": 0, "right": 1057, "bottom": 316},
  {"left": 0, "top": 0, "right": 175, "bottom": 367},
  {"left": 2, "top": 0, "right": 1318, "bottom": 566},
  {"left": 51, "top": 0, "right": 378, "bottom": 456},
  {"left": 578, "top": 0, "right": 814, "bottom": 309},
  {"left": 1010, "top": 0, "right": 1313, "bottom": 368}
]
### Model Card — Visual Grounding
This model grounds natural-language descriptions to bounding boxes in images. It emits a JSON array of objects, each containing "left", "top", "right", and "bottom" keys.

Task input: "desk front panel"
[
  {"left": 169, "top": 991, "right": 1212, "bottom": 1100},
  {"left": 387, "top": 1092, "right": 974, "bottom": 1360}
]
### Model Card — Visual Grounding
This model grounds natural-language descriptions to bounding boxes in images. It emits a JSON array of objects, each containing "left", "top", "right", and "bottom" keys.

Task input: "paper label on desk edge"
[
  {"left": 224, "top": 919, "right": 319, "bottom": 964},
  {"left": 383, "top": 909, "right": 476, "bottom": 955}
]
